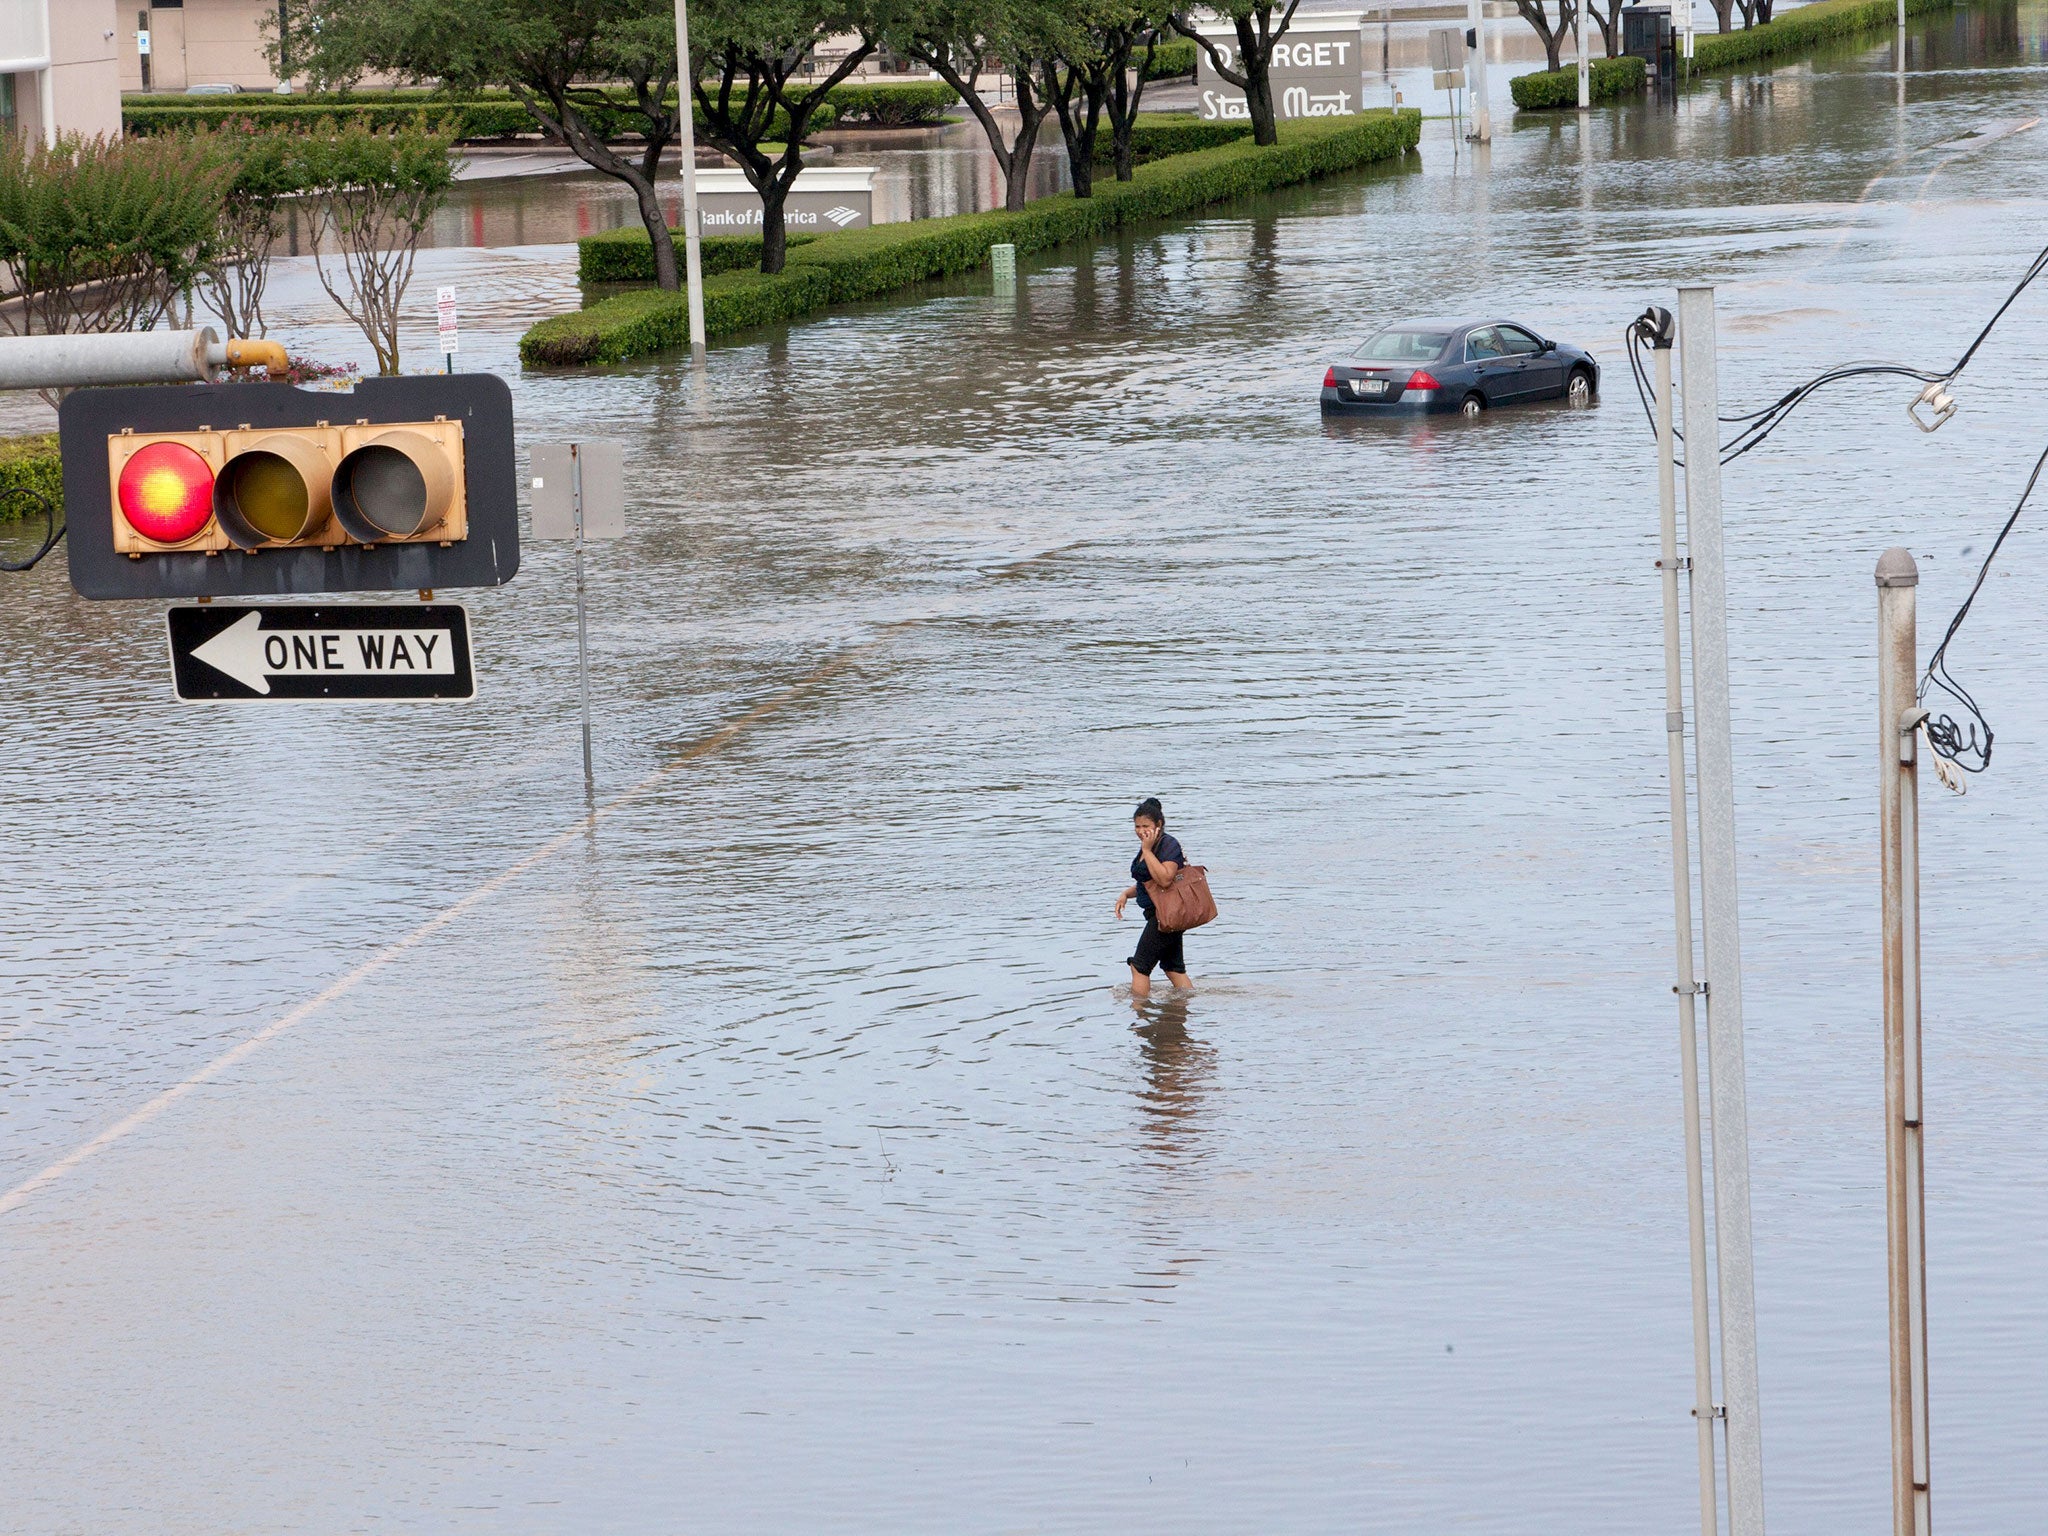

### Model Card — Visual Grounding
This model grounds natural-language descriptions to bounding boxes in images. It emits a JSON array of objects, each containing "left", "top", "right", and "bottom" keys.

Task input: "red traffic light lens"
[{"left": 117, "top": 441, "right": 214, "bottom": 543}]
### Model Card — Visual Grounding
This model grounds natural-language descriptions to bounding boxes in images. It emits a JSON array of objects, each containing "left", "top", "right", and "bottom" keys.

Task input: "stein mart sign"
[
  {"left": 692, "top": 167, "right": 876, "bottom": 233},
  {"left": 1194, "top": 13, "right": 1368, "bottom": 121}
]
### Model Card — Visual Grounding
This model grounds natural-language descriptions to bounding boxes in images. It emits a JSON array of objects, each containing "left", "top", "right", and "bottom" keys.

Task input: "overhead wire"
[{"left": 1628, "top": 235, "right": 2048, "bottom": 773}]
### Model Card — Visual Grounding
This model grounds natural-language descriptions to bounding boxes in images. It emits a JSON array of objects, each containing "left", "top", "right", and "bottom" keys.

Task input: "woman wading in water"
[{"left": 1115, "top": 798, "right": 1192, "bottom": 997}]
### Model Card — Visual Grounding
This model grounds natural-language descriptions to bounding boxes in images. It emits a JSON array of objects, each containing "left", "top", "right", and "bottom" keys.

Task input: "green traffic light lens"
[
  {"left": 227, "top": 452, "right": 309, "bottom": 540},
  {"left": 345, "top": 445, "right": 428, "bottom": 537}
]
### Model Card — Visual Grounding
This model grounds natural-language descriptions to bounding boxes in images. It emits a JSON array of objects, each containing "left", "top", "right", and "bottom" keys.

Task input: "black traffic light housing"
[{"left": 63, "top": 374, "right": 519, "bottom": 601}]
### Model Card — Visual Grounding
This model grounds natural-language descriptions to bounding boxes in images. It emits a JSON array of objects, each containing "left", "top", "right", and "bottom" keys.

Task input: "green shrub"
[
  {"left": 0, "top": 434, "right": 61, "bottom": 520},
  {"left": 526, "top": 111, "right": 1420, "bottom": 365},
  {"left": 521, "top": 269, "right": 833, "bottom": 364},
  {"left": 125, "top": 101, "right": 531, "bottom": 137},
  {"left": 1141, "top": 39, "right": 1198, "bottom": 79},
  {"left": 125, "top": 96, "right": 833, "bottom": 142},
  {"left": 579, "top": 229, "right": 817, "bottom": 283},
  {"left": 1095, "top": 114, "right": 1254, "bottom": 163},
  {"left": 1692, "top": 0, "right": 1952, "bottom": 70},
  {"left": 1510, "top": 54, "right": 1647, "bottom": 108},
  {"left": 820, "top": 82, "right": 959, "bottom": 125},
  {"left": 123, "top": 88, "right": 522, "bottom": 110}
]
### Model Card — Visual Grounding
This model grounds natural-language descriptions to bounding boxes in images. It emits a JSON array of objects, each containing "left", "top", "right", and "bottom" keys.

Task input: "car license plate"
[{"left": 1355, "top": 378, "right": 1388, "bottom": 396}]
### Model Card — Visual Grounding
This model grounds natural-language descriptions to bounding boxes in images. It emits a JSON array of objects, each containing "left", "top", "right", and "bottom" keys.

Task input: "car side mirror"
[{"left": 1538, "top": 339, "right": 1556, "bottom": 353}]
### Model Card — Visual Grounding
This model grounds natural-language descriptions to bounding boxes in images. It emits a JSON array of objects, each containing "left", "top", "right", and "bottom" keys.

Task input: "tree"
[
  {"left": 274, "top": 1, "right": 691, "bottom": 290},
  {"left": 1511, "top": 0, "right": 1579, "bottom": 72},
  {"left": 686, "top": 0, "right": 877, "bottom": 273},
  {"left": 1100, "top": 10, "right": 1166, "bottom": 182},
  {"left": 0, "top": 134, "right": 229, "bottom": 340},
  {"left": 1045, "top": 2, "right": 1164, "bottom": 196},
  {"left": 1170, "top": 0, "right": 1302, "bottom": 147},
  {"left": 304, "top": 121, "right": 458, "bottom": 374},
  {"left": 1585, "top": 0, "right": 1621, "bottom": 57},
  {"left": 196, "top": 124, "right": 314, "bottom": 341},
  {"left": 891, "top": 0, "right": 1060, "bottom": 212}
]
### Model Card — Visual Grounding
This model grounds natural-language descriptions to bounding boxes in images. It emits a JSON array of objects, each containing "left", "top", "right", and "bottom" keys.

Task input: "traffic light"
[{"left": 65, "top": 375, "right": 517, "bottom": 601}]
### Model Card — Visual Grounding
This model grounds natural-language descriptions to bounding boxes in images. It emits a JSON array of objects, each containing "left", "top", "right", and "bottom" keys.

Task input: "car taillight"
[
  {"left": 1323, "top": 367, "right": 1337, "bottom": 388},
  {"left": 1407, "top": 370, "right": 1441, "bottom": 391}
]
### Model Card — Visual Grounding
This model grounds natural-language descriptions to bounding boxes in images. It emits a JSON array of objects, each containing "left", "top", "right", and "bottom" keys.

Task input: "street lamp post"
[{"left": 672, "top": 0, "right": 707, "bottom": 357}]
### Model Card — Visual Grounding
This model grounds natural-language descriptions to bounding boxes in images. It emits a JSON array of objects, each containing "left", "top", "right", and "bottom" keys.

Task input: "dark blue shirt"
[{"left": 1131, "top": 833, "right": 1187, "bottom": 916}]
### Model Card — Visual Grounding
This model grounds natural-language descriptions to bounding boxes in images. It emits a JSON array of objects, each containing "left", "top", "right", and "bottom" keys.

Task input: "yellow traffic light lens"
[
  {"left": 224, "top": 452, "right": 309, "bottom": 540},
  {"left": 213, "top": 432, "right": 336, "bottom": 550},
  {"left": 116, "top": 441, "right": 214, "bottom": 543},
  {"left": 343, "top": 445, "right": 429, "bottom": 536}
]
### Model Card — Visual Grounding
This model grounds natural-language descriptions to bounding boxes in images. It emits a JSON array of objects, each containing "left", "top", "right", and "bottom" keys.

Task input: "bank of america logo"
[{"left": 824, "top": 205, "right": 860, "bottom": 228}]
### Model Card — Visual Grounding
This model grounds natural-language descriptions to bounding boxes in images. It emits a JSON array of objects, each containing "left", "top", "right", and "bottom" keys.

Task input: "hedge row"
[
  {"left": 123, "top": 78, "right": 966, "bottom": 140},
  {"left": 582, "top": 230, "right": 817, "bottom": 284},
  {"left": 1510, "top": 55, "right": 1647, "bottom": 109},
  {"left": 826, "top": 81, "right": 958, "bottom": 124},
  {"left": 1095, "top": 114, "right": 1254, "bottom": 163},
  {"left": 1691, "top": 0, "right": 1953, "bottom": 70},
  {"left": 524, "top": 110, "right": 1421, "bottom": 366},
  {"left": 0, "top": 434, "right": 61, "bottom": 521},
  {"left": 1143, "top": 39, "right": 1199, "bottom": 79},
  {"left": 126, "top": 97, "right": 838, "bottom": 141},
  {"left": 577, "top": 115, "right": 1258, "bottom": 284}
]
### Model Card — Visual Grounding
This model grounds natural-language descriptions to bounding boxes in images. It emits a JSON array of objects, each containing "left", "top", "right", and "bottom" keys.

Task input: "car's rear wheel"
[
  {"left": 1565, "top": 367, "right": 1594, "bottom": 408},
  {"left": 1460, "top": 393, "right": 1485, "bottom": 418}
]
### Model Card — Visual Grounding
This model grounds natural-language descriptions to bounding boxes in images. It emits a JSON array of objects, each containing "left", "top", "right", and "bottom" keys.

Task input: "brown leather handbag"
[{"left": 1147, "top": 864, "right": 1217, "bottom": 934}]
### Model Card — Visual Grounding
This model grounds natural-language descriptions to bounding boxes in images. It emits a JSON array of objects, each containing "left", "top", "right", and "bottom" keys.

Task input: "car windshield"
[{"left": 1352, "top": 328, "right": 1452, "bottom": 362}]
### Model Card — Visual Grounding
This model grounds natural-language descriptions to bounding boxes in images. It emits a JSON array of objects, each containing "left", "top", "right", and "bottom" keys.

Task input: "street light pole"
[
  {"left": 1464, "top": 0, "right": 1493, "bottom": 142},
  {"left": 1650, "top": 313, "right": 1720, "bottom": 1536},
  {"left": 672, "top": 0, "right": 707, "bottom": 359},
  {"left": 1577, "top": 0, "right": 1591, "bottom": 108},
  {"left": 1678, "top": 283, "right": 1768, "bottom": 1536}
]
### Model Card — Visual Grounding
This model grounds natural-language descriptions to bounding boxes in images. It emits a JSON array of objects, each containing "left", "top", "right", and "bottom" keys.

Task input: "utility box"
[{"left": 1622, "top": 6, "right": 1676, "bottom": 80}]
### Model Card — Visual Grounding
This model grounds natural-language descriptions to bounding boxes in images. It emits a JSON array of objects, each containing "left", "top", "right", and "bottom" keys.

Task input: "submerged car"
[{"left": 1321, "top": 319, "right": 1600, "bottom": 416}]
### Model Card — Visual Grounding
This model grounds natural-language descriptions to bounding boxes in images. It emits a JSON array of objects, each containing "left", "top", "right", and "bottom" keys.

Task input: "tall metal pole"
[
  {"left": 1678, "top": 283, "right": 1767, "bottom": 1536},
  {"left": 672, "top": 0, "right": 708, "bottom": 358},
  {"left": 1577, "top": 0, "right": 1591, "bottom": 108},
  {"left": 1655, "top": 327, "right": 1720, "bottom": 1536},
  {"left": 572, "top": 444, "right": 594, "bottom": 786},
  {"left": 1464, "top": 0, "right": 1492, "bottom": 142},
  {"left": 1877, "top": 547, "right": 1931, "bottom": 1536}
]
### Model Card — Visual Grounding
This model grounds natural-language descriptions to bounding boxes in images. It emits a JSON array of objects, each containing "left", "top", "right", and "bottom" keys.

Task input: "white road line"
[{"left": 0, "top": 647, "right": 874, "bottom": 1221}]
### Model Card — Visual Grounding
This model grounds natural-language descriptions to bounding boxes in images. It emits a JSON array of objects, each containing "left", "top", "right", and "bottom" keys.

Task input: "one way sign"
[{"left": 167, "top": 605, "right": 476, "bottom": 701}]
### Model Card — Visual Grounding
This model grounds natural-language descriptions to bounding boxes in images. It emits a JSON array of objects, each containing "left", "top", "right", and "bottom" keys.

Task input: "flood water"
[{"left": 6, "top": 4, "right": 2048, "bottom": 1530}]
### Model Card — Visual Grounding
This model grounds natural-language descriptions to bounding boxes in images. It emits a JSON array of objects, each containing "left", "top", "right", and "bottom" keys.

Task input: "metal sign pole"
[
  {"left": 1654, "top": 327, "right": 1720, "bottom": 1536},
  {"left": 1876, "top": 547, "right": 1932, "bottom": 1536},
  {"left": 571, "top": 443, "right": 594, "bottom": 785},
  {"left": 1678, "top": 283, "right": 1767, "bottom": 1536}
]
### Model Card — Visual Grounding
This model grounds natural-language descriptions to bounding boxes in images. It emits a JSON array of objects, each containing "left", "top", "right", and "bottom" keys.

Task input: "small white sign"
[
  {"left": 137, "top": 30, "right": 151, "bottom": 56},
  {"left": 436, "top": 285, "right": 459, "bottom": 355}
]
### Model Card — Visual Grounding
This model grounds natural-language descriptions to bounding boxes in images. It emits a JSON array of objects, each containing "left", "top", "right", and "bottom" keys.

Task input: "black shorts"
[{"left": 1129, "top": 916, "right": 1186, "bottom": 977}]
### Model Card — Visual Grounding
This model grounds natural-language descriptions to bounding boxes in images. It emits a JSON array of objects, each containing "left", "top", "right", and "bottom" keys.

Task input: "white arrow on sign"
[{"left": 191, "top": 611, "right": 457, "bottom": 696}]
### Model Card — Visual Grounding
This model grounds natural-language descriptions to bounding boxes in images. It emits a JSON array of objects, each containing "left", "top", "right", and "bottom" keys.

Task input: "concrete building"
[
  {"left": 118, "top": 0, "right": 284, "bottom": 95},
  {"left": 0, "top": 0, "right": 123, "bottom": 142}
]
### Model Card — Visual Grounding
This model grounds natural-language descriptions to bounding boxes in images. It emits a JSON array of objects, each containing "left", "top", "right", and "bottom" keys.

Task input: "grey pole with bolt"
[
  {"left": 1678, "top": 283, "right": 1767, "bottom": 1536},
  {"left": 1877, "top": 547, "right": 1932, "bottom": 1536},
  {"left": 673, "top": 0, "right": 707, "bottom": 358},
  {"left": 1648, "top": 307, "right": 1720, "bottom": 1536}
]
